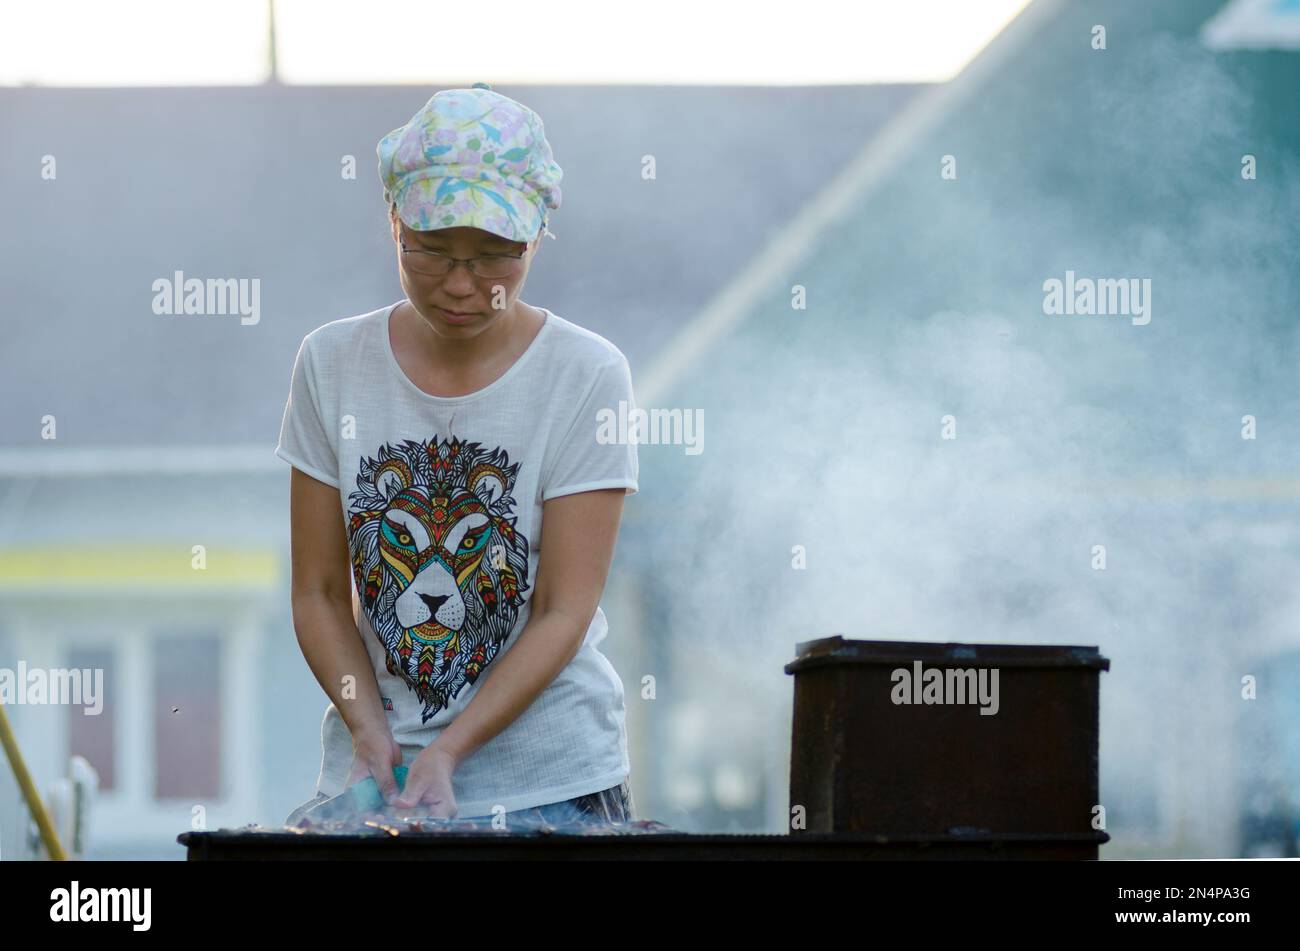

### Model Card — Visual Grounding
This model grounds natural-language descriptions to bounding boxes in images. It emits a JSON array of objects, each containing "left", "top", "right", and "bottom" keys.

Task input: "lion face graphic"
[{"left": 346, "top": 436, "right": 530, "bottom": 722}]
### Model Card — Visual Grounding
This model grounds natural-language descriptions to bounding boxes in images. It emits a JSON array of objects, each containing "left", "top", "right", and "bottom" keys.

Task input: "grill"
[
  {"left": 177, "top": 635, "right": 1110, "bottom": 860},
  {"left": 786, "top": 636, "right": 1111, "bottom": 859},
  {"left": 176, "top": 828, "right": 1106, "bottom": 860}
]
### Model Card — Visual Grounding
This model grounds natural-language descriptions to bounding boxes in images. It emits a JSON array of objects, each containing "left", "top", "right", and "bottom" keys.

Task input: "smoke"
[{"left": 632, "top": 25, "right": 1300, "bottom": 852}]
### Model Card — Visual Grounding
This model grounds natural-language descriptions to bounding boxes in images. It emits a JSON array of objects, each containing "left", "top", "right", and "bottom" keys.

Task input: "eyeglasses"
[{"left": 399, "top": 232, "right": 526, "bottom": 279}]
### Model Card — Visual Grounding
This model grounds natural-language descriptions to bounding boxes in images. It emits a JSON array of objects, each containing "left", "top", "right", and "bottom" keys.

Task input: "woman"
[{"left": 276, "top": 85, "right": 639, "bottom": 827}]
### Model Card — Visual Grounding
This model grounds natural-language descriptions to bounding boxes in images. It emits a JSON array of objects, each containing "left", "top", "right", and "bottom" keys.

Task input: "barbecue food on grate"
[
  {"left": 273, "top": 812, "right": 677, "bottom": 836},
  {"left": 218, "top": 805, "right": 677, "bottom": 837}
]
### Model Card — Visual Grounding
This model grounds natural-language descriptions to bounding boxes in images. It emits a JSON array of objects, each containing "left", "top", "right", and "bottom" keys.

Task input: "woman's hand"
[
  {"left": 391, "top": 745, "right": 459, "bottom": 817},
  {"left": 345, "top": 728, "right": 404, "bottom": 804}
]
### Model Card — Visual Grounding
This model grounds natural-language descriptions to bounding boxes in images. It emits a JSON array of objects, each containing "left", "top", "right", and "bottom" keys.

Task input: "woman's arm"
[
  {"left": 393, "top": 487, "right": 627, "bottom": 811},
  {"left": 288, "top": 466, "right": 402, "bottom": 798}
]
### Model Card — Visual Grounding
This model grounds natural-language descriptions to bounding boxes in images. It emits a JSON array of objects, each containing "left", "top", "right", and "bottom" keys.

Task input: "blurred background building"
[{"left": 1, "top": 0, "right": 1298, "bottom": 858}]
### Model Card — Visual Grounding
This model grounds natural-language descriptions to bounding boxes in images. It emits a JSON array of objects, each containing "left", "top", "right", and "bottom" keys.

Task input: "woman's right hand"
[{"left": 345, "top": 728, "right": 404, "bottom": 804}]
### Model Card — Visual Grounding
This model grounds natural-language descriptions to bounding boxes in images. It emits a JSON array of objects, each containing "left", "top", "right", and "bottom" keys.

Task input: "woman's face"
[{"left": 390, "top": 208, "right": 539, "bottom": 337}]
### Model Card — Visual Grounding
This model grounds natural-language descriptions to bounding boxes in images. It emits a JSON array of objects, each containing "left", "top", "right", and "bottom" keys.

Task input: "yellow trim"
[{"left": 0, "top": 545, "right": 280, "bottom": 589}]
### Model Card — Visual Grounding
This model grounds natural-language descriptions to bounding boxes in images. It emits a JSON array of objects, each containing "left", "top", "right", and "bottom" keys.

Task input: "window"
[
  {"left": 152, "top": 634, "right": 222, "bottom": 800},
  {"left": 67, "top": 646, "right": 115, "bottom": 792}
]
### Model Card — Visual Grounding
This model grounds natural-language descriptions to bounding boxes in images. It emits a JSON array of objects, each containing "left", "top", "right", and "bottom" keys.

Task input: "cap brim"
[{"left": 393, "top": 179, "right": 542, "bottom": 244}]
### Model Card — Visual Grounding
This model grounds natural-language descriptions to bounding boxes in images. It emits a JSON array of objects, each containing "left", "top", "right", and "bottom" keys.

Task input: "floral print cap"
[{"left": 377, "top": 83, "right": 562, "bottom": 244}]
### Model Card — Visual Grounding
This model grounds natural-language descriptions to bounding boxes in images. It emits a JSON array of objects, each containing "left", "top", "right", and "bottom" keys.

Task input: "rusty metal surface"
[{"left": 786, "top": 635, "right": 1112, "bottom": 672}]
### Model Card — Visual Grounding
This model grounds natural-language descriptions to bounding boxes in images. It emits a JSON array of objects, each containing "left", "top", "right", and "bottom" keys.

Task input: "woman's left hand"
[{"left": 391, "top": 746, "right": 459, "bottom": 817}]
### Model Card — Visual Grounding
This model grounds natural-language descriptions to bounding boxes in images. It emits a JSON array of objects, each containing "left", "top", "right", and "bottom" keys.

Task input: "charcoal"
[{"left": 228, "top": 812, "right": 679, "bottom": 836}]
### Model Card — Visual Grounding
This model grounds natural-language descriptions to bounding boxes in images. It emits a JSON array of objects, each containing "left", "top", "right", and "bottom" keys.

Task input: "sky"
[{"left": 0, "top": 0, "right": 1033, "bottom": 86}]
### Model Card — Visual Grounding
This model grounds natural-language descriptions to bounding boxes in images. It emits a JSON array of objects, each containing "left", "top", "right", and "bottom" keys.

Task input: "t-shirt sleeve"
[
  {"left": 274, "top": 334, "right": 340, "bottom": 488},
  {"left": 542, "top": 355, "right": 640, "bottom": 501}
]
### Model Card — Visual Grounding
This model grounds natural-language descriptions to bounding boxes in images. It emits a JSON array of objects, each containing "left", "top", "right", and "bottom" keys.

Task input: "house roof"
[
  {"left": 0, "top": 82, "right": 921, "bottom": 454},
  {"left": 644, "top": 0, "right": 1300, "bottom": 492}
]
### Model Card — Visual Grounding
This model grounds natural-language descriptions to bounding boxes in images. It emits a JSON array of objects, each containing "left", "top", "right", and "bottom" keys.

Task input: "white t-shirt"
[{"left": 274, "top": 300, "right": 639, "bottom": 816}]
